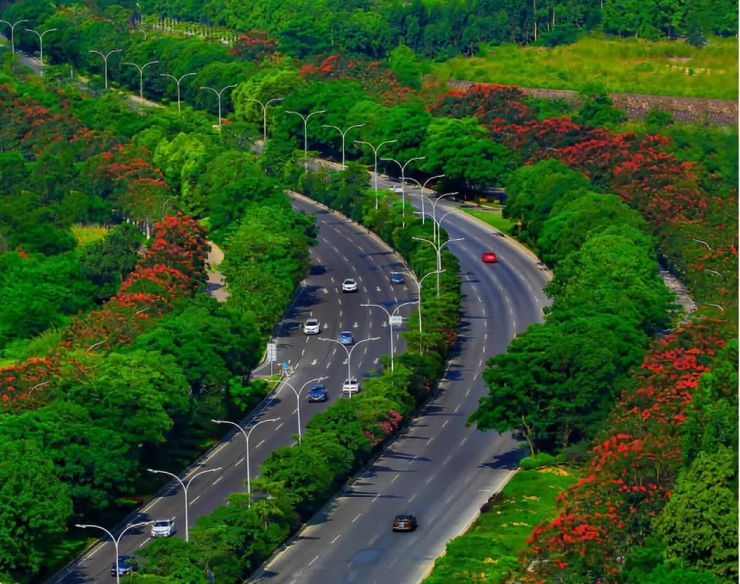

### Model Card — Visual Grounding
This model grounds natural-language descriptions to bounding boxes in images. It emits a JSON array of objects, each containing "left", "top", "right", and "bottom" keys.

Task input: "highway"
[
  {"left": 51, "top": 195, "right": 415, "bottom": 583},
  {"left": 253, "top": 182, "right": 550, "bottom": 584}
]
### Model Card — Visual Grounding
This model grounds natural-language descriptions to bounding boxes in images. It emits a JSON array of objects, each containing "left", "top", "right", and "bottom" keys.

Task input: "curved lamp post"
[
  {"left": 286, "top": 109, "right": 326, "bottom": 170},
  {"left": 318, "top": 336, "right": 379, "bottom": 398},
  {"left": 161, "top": 72, "right": 195, "bottom": 115},
  {"left": 413, "top": 236, "right": 464, "bottom": 296},
  {"left": 392, "top": 268, "right": 444, "bottom": 353},
  {"left": 380, "top": 156, "right": 425, "bottom": 229},
  {"left": 123, "top": 59, "right": 158, "bottom": 107},
  {"left": 248, "top": 96, "right": 283, "bottom": 142},
  {"left": 276, "top": 376, "right": 326, "bottom": 444},
  {"left": 88, "top": 48, "right": 122, "bottom": 89},
  {"left": 321, "top": 123, "right": 365, "bottom": 169},
  {"left": 360, "top": 301, "right": 418, "bottom": 370},
  {"left": 75, "top": 521, "right": 152, "bottom": 584},
  {"left": 0, "top": 19, "right": 28, "bottom": 62},
  {"left": 199, "top": 83, "right": 237, "bottom": 128},
  {"left": 354, "top": 139, "right": 397, "bottom": 209},
  {"left": 147, "top": 466, "right": 221, "bottom": 540},
  {"left": 24, "top": 27, "right": 56, "bottom": 74},
  {"left": 405, "top": 174, "right": 445, "bottom": 225}
]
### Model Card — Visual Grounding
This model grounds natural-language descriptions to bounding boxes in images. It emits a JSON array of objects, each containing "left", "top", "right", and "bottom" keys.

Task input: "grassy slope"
[
  {"left": 424, "top": 467, "right": 578, "bottom": 583},
  {"left": 429, "top": 35, "right": 738, "bottom": 100}
]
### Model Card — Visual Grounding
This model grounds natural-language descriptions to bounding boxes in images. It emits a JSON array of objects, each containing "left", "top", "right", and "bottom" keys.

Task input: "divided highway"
[
  {"left": 52, "top": 196, "right": 414, "bottom": 583},
  {"left": 254, "top": 186, "right": 550, "bottom": 584}
]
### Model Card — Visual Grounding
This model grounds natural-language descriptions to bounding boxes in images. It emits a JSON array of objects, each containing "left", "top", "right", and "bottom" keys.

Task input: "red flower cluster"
[
  {"left": 299, "top": 54, "right": 415, "bottom": 105},
  {"left": 229, "top": 30, "right": 278, "bottom": 61},
  {"left": 520, "top": 319, "right": 726, "bottom": 582}
]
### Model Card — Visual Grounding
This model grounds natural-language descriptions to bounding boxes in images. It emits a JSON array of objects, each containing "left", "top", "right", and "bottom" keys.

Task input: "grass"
[
  {"left": 430, "top": 35, "right": 738, "bottom": 100},
  {"left": 463, "top": 208, "right": 515, "bottom": 233},
  {"left": 71, "top": 224, "right": 108, "bottom": 246},
  {"left": 423, "top": 466, "right": 578, "bottom": 583}
]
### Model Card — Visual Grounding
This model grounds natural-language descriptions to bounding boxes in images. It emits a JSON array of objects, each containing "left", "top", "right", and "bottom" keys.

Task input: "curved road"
[
  {"left": 253, "top": 185, "right": 550, "bottom": 584},
  {"left": 52, "top": 195, "right": 415, "bottom": 583}
]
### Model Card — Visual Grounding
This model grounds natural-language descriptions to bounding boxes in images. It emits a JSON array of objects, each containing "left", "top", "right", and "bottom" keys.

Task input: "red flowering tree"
[
  {"left": 519, "top": 318, "right": 727, "bottom": 583},
  {"left": 229, "top": 30, "right": 278, "bottom": 61}
]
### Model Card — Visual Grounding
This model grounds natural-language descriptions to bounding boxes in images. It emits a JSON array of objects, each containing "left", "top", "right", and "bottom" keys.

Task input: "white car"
[
  {"left": 303, "top": 318, "right": 320, "bottom": 335},
  {"left": 342, "top": 278, "right": 358, "bottom": 293},
  {"left": 342, "top": 378, "right": 360, "bottom": 395},
  {"left": 391, "top": 184, "right": 404, "bottom": 194},
  {"left": 151, "top": 518, "right": 176, "bottom": 538}
]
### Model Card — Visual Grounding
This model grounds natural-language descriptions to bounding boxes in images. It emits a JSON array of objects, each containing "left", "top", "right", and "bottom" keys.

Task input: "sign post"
[{"left": 266, "top": 343, "right": 276, "bottom": 376}]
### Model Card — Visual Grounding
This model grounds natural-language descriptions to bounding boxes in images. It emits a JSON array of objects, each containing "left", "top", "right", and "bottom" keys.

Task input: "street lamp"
[
  {"left": 244, "top": 418, "right": 280, "bottom": 507},
  {"left": 430, "top": 192, "right": 459, "bottom": 246},
  {"left": 413, "top": 236, "right": 464, "bottom": 296},
  {"left": 404, "top": 174, "right": 445, "bottom": 225},
  {"left": 75, "top": 521, "right": 152, "bottom": 584},
  {"left": 392, "top": 268, "right": 444, "bottom": 353},
  {"left": 199, "top": 83, "right": 237, "bottom": 129},
  {"left": 321, "top": 123, "right": 365, "bottom": 169},
  {"left": 318, "top": 336, "right": 380, "bottom": 398},
  {"left": 123, "top": 59, "right": 158, "bottom": 108},
  {"left": 88, "top": 48, "right": 122, "bottom": 90},
  {"left": 147, "top": 466, "right": 221, "bottom": 541},
  {"left": 24, "top": 27, "right": 56, "bottom": 75},
  {"left": 0, "top": 19, "right": 28, "bottom": 62},
  {"left": 161, "top": 72, "right": 196, "bottom": 115},
  {"left": 380, "top": 156, "right": 426, "bottom": 228},
  {"left": 248, "top": 97, "right": 283, "bottom": 143},
  {"left": 361, "top": 301, "right": 418, "bottom": 371},
  {"left": 286, "top": 109, "right": 326, "bottom": 170},
  {"left": 275, "top": 376, "right": 326, "bottom": 444},
  {"left": 354, "top": 139, "right": 397, "bottom": 209}
]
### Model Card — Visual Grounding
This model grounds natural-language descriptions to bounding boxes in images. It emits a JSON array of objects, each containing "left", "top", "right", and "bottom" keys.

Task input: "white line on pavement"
[
  {"left": 454, "top": 404, "right": 461, "bottom": 413},
  {"left": 275, "top": 423, "right": 284, "bottom": 431},
  {"left": 331, "top": 534, "right": 342, "bottom": 544},
  {"left": 352, "top": 513, "right": 362, "bottom": 523},
  {"left": 256, "top": 439, "right": 265, "bottom": 448},
  {"left": 213, "top": 476, "right": 223, "bottom": 486},
  {"left": 308, "top": 555, "right": 319, "bottom": 567},
  {"left": 138, "top": 537, "right": 151, "bottom": 549},
  {"left": 236, "top": 457, "right": 244, "bottom": 466},
  {"left": 408, "top": 493, "right": 417, "bottom": 503},
  {"left": 442, "top": 419, "right": 449, "bottom": 428},
  {"left": 391, "top": 474, "right": 399, "bottom": 483},
  {"left": 190, "top": 495, "right": 200, "bottom": 506},
  {"left": 425, "top": 474, "right": 436, "bottom": 485}
]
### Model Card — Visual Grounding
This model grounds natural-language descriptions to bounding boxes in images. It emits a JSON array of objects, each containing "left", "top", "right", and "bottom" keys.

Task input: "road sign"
[
  {"left": 266, "top": 343, "right": 277, "bottom": 361},
  {"left": 389, "top": 315, "right": 403, "bottom": 326},
  {"left": 282, "top": 361, "right": 290, "bottom": 372}
]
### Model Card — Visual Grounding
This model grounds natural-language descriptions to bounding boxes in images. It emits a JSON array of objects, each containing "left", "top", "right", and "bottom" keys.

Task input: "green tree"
[
  {"left": 654, "top": 447, "right": 738, "bottom": 580},
  {"left": 80, "top": 223, "right": 144, "bottom": 299},
  {"left": 0, "top": 440, "right": 72, "bottom": 577},
  {"left": 153, "top": 133, "right": 209, "bottom": 214}
]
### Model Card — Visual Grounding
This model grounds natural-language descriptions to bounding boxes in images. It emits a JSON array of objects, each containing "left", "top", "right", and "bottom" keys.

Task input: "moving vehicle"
[
  {"left": 111, "top": 555, "right": 139, "bottom": 576},
  {"left": 342, "top": 378, "right": 360, "bottom": 395},
  {"left": 391, "top": 184, "right": 404, "bottom": 194},
  {"left": 481, "top": 251, "right": 498, "bottom": 263},
  {"left": 390, "top": 273, "right": 405, "bottom": 285},
  {"left": 338, "top": 331, "right": 354, "bottom": 345},
  {"left": 303, "top": 318, "right": 320, "bottom": 335},
  {"left": 392, "top": 514, "right": 418, "bottom": 532},
  {"left": 307, "top": 384, "right": 328, "bottom": 403},
  {"left": 342, "top": 278, "right": 358, "bottom": 293},
  {"left": 151, "top": 518, "right": 175, "bottom": 538}
]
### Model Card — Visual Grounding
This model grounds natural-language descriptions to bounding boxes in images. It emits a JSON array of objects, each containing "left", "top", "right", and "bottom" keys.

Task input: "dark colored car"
[
  {"left": 390, "top": 273, "right": 405, "bottom": 285},
  {"left": 338, "top": 330, "right": 354, "bottom": 345},
  {"left": 111, "top": 555, "right": 139, "bottom": 576},
  {"left": 392, "top": 514, "right": 418, "bottom": 532},
  {"left": 481, "top": 251, "right": 498, "bottom": 263},
  {"left": 307, "top": 384, "right": 328, "bottom": 402}
]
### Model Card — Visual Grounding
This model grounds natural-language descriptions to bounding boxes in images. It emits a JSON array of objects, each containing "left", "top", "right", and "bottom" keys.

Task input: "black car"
[
  {"left": 111, "top": 555, "right": 139, "bottom": 576},
  {"left": 392, "top": 514, "right": 418, "bottom": 532},
  {"left": 307, "top": 384, "right": 328, "bottom": 402}
]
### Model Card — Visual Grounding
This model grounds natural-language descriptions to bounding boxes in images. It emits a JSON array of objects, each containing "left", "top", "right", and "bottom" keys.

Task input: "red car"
[
  {"left": 481, "top": 251, "right": 498, "bottom": 263},
  {"left": 392, "top": 514, "right": 418, "bottom": 532}
]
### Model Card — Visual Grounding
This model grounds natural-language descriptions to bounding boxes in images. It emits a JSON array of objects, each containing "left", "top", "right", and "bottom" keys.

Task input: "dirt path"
[{"left": 206, "top": 240, "right": 229, "bottom": 302}]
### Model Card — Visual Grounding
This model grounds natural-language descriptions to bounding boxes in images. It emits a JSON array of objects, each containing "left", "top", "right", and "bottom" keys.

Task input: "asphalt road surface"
[
  {"left": 51, "top": 195, "right": 416, "bottom": 583},
  {"left": 253, "top": 181, "right": 550, "bottom": 584}
]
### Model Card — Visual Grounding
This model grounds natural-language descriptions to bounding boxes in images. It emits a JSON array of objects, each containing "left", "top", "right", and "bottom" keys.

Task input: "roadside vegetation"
[
  {"left": 430, "top": 36, "right": 739, "bottom": 99},
  {"left": 424, "top": 459, "right": 578, "bottom": 583}
]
